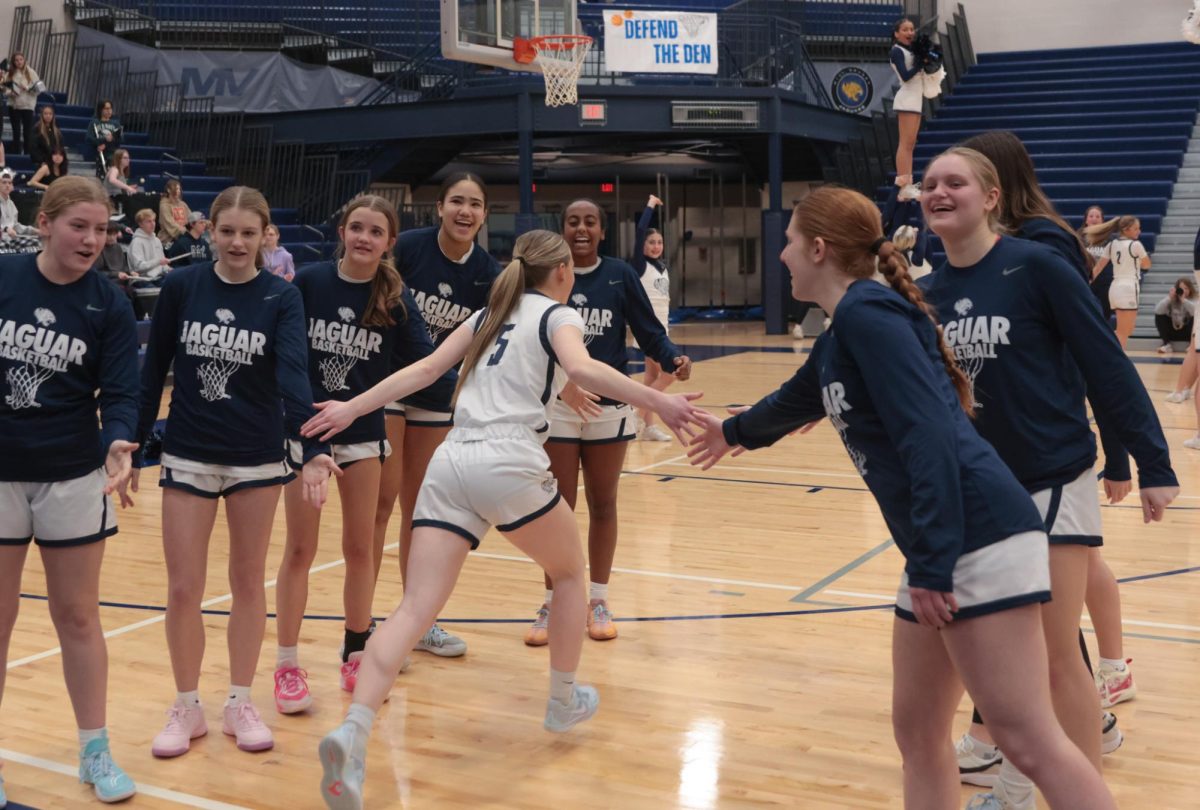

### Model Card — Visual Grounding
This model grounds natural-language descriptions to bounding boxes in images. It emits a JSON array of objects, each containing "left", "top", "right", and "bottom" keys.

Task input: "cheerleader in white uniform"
[
  {"left": 1087, "top": 216, "right": 1151, "bottom": 348},
  {"left": 891, "top": 18, "right": 925, "bottom": 195},
  {"left": 632, "top": 194, "right": 675, "bottom": 441}
]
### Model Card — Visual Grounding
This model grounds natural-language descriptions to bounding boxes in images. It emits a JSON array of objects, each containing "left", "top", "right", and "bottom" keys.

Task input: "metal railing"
[
  {"left": 41, "top": 31, "right": 78, "bottom": 100},
  {"left": 726, "top": 0, "right": 903, "bottom": 61}
]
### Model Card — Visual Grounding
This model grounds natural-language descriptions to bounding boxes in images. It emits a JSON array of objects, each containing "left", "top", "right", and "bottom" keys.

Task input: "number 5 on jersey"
[{"left": 487, "top": 324, "right": 516, "bottom": 366}]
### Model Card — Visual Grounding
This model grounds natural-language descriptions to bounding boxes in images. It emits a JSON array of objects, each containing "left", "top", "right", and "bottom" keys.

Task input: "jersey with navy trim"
[
  {"left": 631, "top": 205, "right": 670, "bottom": 309},
  {"left": 0, "top": 253, "right": 139, "bottom": 482},
  {"left": 395, "top": 227, "right": 501, "bottom": 346},
  {"left": 137, "top": 262, "right": 327, "bottom": 467},
  {"left": 565, "top": 256, "right": 681, "bottom": 403},
  {"left": 1105, "top": 237, "right": 1146, "bottom": 284},
  {"left": 724, "top": 280, "right": 1044, "bottom": 592},
  {"left": 455, "top": 292, "right": 585, "bottom": 439},
  {"left": 920, "top": 236, "right": 1176, "bottom": 492},
  {"left": 294, "top": 261, "right": 448, "bottom": 445}
]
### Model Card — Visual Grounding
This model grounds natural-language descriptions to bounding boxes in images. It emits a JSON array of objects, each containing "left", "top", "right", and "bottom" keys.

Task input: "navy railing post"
[
  {"left": 763, "top": 96, "right": 787, "bottom": 335},
  {"left": 516, "top": 92, "right": 537, "bottom": 236}
]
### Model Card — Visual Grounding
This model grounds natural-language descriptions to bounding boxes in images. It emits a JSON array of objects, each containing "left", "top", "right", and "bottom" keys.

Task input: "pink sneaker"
[
  {"left": 274, "top": 665, "right": 312, "bottom": 714},
  {"left": 151, "top": 702, "right": 208, "bottom": 758},
  {"left": 340, "top": 651, "right": 363, "bottom": 693},
  {"left": 222, "top": 702, "right": 274, "bottom": 752}
]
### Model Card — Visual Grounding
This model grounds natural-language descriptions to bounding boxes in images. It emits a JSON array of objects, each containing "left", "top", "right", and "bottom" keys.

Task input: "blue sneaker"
[
  {"left": 79, "top": 737, "right": 136, "bottom": 803},
  {"left": 544, "top": 685, "right": 599, "bottom": 733},
  {"left": 319, "top": 722, "right": 366, "bottom": 810}
]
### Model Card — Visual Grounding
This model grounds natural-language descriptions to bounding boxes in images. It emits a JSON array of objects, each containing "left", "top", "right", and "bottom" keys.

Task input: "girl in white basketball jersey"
[
  {"left": 304, "top": 230, "right": 700, "bottom": 810},
  {"left": 131, "top": 186, "right": 339, "bottom": 758},
  {"left": 1087, "top": 216, "right": 1151, "bottom": 348},
  {"left": 0, "top": 177, "right": 139, "bottom": 806}
]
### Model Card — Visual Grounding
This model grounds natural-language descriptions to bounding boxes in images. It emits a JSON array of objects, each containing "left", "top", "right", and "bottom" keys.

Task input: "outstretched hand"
[
  {"left": 687, "top": 410, "right": 737, "bottom": 470},
  {"left": 302, "top": 400, "right": 358, "bottom": 442},
  {"left": 651, "top": 390, "right": 704, "bottom": 443}
]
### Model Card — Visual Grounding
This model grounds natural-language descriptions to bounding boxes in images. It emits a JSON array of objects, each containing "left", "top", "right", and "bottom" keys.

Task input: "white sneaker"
[
  {"left": 1158, "top": 344, "right": 1173, "bottom": 354},
  {"left": 413, "top": 624, "right": 466, "bottom": 657},
  {"left": 1101, "top": 710, "right": 1124, "bottom": 754},
  {"left": 1096, "top": 658, "right": 1136, "bottom": 708},
  {"left": 544, "top": 685, "right": 599, "bottom": 732},
  {"left": 641, "top": 424, "right": 673, "bottom": 442},
  {"left": 319, "top": 722, "right": 367, "bottom": 810},
  {"left": 1165, "top": 390, "right": 1190, "bottom": 403},
  {"left": 955, "top": 733, "right": 1002, "bottom": 787},
  {"left": 791, "top": 323, "right": 804, "bottom": 340},
  {"left": 1184, "top": 435, "right": 1200, "bottom": 450},
  {"left": 898, "top": 182, "right": 922, "bottom": 201}
]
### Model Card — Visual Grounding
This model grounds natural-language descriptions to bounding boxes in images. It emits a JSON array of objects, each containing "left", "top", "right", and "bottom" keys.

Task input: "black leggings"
[
  {"left": 8, "top": 107, "right": 34, "bottom": 154},
  {"left": 971, "top": 629, "right": 1092, "bottom": 726},
  {"left": 1156, "top": 313, "right": 1193, "bottom": 344}
]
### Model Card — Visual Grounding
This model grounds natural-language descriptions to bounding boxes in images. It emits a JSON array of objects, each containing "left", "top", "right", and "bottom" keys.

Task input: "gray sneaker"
[
  {"left": 413, "top": 623, "right": 466, "bottom": 657},
  {"left": 544, "top": 685, "right": 599, "bottom": 733},
  {"left": 319, "top": 722, "right": 367, "bottom": 810},
  {"left": 955, "top": 732, "right": 1001, "bottom": 787}
]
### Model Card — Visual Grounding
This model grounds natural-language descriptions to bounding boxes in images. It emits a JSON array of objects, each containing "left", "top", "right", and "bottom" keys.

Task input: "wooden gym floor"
[{"left": 3, "top": 322, "right": 1198, "bottom": 809}]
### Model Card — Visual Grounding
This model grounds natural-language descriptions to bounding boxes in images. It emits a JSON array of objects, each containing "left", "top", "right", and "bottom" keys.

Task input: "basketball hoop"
[{"left": 515, "top": 34, "right": 593, "bottom": 107}]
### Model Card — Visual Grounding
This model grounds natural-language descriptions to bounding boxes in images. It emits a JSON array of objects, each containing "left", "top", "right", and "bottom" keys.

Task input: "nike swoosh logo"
[
  {"left": 1001, "top": 265, "right": 1024, "bottom": 276},
  {"left": 264, "top": 294, "right": 281, "bottom": 300},
  {"left": 609, "top": 279, "right": 623, "bottom": 285},
  {"left": 86, "top": 304, "right": 105, "bottom": 312}
]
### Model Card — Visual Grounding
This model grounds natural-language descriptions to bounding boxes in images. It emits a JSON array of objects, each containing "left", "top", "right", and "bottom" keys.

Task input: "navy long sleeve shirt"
[
  {"left": 0, "top": 254, "right": 140, "bottom": 482},
  {"left": 565, "top": 256, "right": 682, "bottom": 404},
  {"left": 136, "top": 263, "right": 327, "bottom": 466},
  {"left": 294, "top": 261, "right": 449, "bottom": 443},
  {"left": 920, "top": 236, "right": 1175, "bottom": 492},
  {"left": 724, "top": 280, "right": 1044, "bottom": 591}
]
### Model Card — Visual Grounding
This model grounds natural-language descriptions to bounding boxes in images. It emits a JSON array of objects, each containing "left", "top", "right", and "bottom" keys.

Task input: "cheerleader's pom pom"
[{"left": 1183, "top": 1, "right": 1200, "bottom": 44}]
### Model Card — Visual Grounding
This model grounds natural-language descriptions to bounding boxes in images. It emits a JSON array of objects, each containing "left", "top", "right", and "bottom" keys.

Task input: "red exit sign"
[
  {"left": 579, "top": 100, "right": 607, "bottom": 126},
  {"left": 600, "top": 182, "right": 614, "bottom": 193}
]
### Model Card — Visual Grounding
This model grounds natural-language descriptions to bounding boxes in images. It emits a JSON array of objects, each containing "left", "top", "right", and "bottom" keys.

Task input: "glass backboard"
[{"left": 442, "top": 0, "right": 579, "bottom": 70}]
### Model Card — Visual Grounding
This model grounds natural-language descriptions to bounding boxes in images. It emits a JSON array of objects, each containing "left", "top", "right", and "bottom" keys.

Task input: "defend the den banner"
[{"left": 603, "top": 10, "right": 719, "bottom": 75}]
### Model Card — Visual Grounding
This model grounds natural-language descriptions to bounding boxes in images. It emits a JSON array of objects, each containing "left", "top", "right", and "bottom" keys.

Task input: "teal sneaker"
[
  {"left": 544, "top": 684, "right": 599, "bottom": 733},
  {"left": 319, "top": 722, "right": 366, "bottom": 810},
  {"left": 79, "top": 737, "right": 136, "bottom": 803}
]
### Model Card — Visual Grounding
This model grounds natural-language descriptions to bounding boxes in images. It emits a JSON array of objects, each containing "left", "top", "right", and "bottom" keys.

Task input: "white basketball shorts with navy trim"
[{"left": 0, "top": 468, "right": 117, "bottom": 547}]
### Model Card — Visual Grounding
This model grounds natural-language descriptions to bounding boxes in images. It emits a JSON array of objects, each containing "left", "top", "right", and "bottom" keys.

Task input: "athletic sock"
[
  {"left": 78, "top": 727, "right": 107, "bottom": 750},
  {"left": 277, "top": 645, "right": 299, "bottom": 668},
  {"left": 346, "top": 702, "right": 376, "bottom": 737},
  {"left": 225, "top": 684, "right": 252, "bottom": 708},
  {"left": 589, "top": 582, "right": 608, "bottom": 602},
  {"left": 1100, "top": 657, "right": 1127, "bottom": 671},
  {"left": 343, "top": 627, "right": 373, "bottom": 662},
  {"left": 544, "top": 589, "right": 554, "bottom": 605},
  {"left": 550, "top": 668, "right": 576, "bottom": 704},
  {"left": 177, "top": 690, "right": 201, "bottom": 708}
]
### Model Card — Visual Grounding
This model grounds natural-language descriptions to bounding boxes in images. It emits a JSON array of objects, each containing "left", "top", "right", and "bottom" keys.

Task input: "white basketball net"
[
  {"left": 5, "top": 362, "right": 55, "bottom": 409},
  {"left": 197, "top": 359, "right": 239, "bottom": 402},
  {"left": 533, "top": 36, "right": 592, "bottom": 107},
  {"left": 319, "top": 353, "right": 358, "bottom": 393}
]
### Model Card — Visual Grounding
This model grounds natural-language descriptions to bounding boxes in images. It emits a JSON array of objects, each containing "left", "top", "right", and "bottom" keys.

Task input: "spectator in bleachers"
[
  {"left": 157, "top": 179, "right": 192, "bottom": 245},
  {"left": 104, "top": 149, "right": 139, "bottom": 197},
  {"left": 3, "top": 52, "right": 41, "bottom": 155},
  {"left": 261, "top": 223, "right": 294, "bottom": 281},
  {"left": 94, "top": 220, "right": 153, "bottom": 318},
  {"left": 166, "top": 211, "right": 211, "bottom": 266},
  {"left": 890, "top": 18, "right": 924, "bottom": 198},
  {"left": 0, "top": 168, "right": 38, "bottom": 252},
  {"left": 29, "top": 104, "right": 63, "bottom": 170},
  {"left": 1154, "top": 276, "right": 1197, "bottom": 353},
  {"left": 28, "top": 146, "right": 69, "bottom": 190},
  {"left": 86, "top": 99, "right": 122, "bottom": 175},
  {"left": 129, "top": 208, "right": 170, "bottom": 279},
  {"left": 1080, "top": 205, "right": 1114, "bottom": 324}
]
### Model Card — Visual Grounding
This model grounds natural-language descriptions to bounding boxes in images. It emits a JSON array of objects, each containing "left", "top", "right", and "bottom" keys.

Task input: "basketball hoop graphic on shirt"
[
  {"left": 5, "top": 308, "right": 60, "bottom": 409},
  {"left": 5, "top": 362, "right": 55, "bottom": 409},
  {"left": 197, "top": 309, "right": 241, "bottom": 402},
  {"left": 951, "top": 298, "right": 985, "bottom": 409},
  {"left": 829, "top": 411, "right": 868, "bottom": 477},
  {"left": 317, "top": 307, "right": 360, "bottom": 391}
]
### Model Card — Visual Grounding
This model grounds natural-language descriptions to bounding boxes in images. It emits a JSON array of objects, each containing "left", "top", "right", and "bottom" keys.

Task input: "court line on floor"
[
  {"left": 8, "top": 453, "right": 689, "bottom": 671},
  {"left": 0, "top": 747, "right": 250, "bottom": 810},
  {"left": 789, "top": 539, "right": 896, "bottom": 603}
]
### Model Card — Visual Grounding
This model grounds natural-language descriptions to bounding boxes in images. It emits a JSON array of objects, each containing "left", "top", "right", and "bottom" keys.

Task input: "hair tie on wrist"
[{"left": 869, "top": 237, "right": 888, "bottom": 255}]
